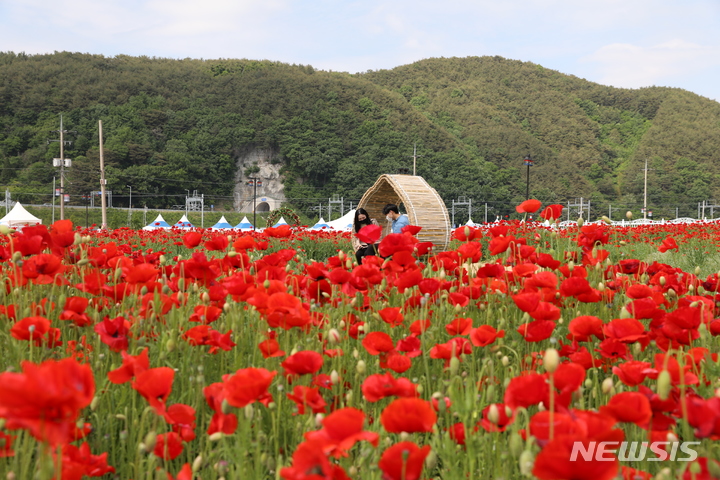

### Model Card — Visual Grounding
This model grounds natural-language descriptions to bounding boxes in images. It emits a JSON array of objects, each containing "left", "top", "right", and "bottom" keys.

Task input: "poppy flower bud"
[
  {"left": 192, "top": 455, "right": 203, "bottom": 473},
  {"left": 501, "top": 356, "right": 509, "bottom": 367},
  {"left": 345, "top": 259, "right": 353, "bottom": 269},
  {"left": 619, "top": 307, "right": 632, "bottom": 319},
  {"left": 449, "top": 356, "right": 460, "bottom": 376},
  {"left": 601, "top": 378, "right": 615, "bottom": 395},
  {"left": 244, "top": 405, "right": 254, "bottom": 420},
  {"left": 356, "top": 360, "right": 366, "bottom": 374},
  {"left": 0, "top": 225, "right": 11, "bottom": 235},
  {"left": 200, "top": 292, "right": 210, "bottom": 303},
  {"left": 519, "top": 450, "right": 534, "bottom": 476},
  {"left": 165, "top": 339, "right": 176, "bottom": 352},
  {"left": 425, "top": 450, "right": 438, "bottom": 471},
  {"left": 659, "top": 276, "right": 666, "bottom": 286},
  {"left": 90, "top": 396, "right": 100, "bottom": 411},
  {"left": 77, "top": 258, "right": 90, "bottom": 266},
  {"left": 338, "top": 250, "right": 345, "bottom": 260},
  {"left": 399, "top": 431, "right": 410, "bottom": 441},
  {"left": 74, "top": 232, "right": 82, "bottom": 245},
  {"left": 487, "top": 404, "right": 500, "bottom": 424},
  {"left": 576, "top": 217, "right": 584, "bottom": 227},
  {"left": 543, "top": 348, "right": 559, "bottom": 374},
  {"left": 626, "top": 211, "right": 633, "bottom": 219},
  {"left": 11, "top": 251, "right": 21, "bottom": 263},
  {"left": 695, "top": 266, "right": 701, "bottom": 275},
  {"left": 689, "top": 461, "right": 703, "bottom": 475},
  {"left": 209, "top": 432, "right": 224, "bottom": 442},
  {"left": 464, "top": 226, "right": 471, "bottom": 238},
  {"left": 707, "top": 459, "right": 720, "bottom": 478},
  {"left": 328, "top": 328, "right": 341, "bottom": 344},
  {"left": 330, "top": 370, "right": 340, "bottom": 385},
  {"left": 657, "top": 370, "right": 672, "bottom": 400},
  {"left": 221, "top": 399, "right": 233, "bottom": 415},
  {"left": 345, "top": 390, "right": 353, "bottom": 404},
  {"left": 601, "top": 216, "right": 611, "bottom": 224},
  {"left": 143, "top": 431, "right": 157, "bottom": 452},
  {"left": 509, "top": 432, "right": 523, "bottom": 457}
]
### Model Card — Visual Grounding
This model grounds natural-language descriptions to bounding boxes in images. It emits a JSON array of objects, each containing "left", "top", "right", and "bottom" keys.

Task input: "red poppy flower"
[
  {"left": 533, "top": 435, "right": 620, "bottom": 480},
  {"left": 94, "top": 316, "right": 131, "bottom": 352},
  {"left": 223, "top": 367, "right": 276, "bottom": 408},
  {"left": 280, "top": 439, "right": 349, "bottom": 480},
  {"left": 378, "top": 307, "right": 404, "bottom": 327},
  {"left": 182, "top": 231, "right": 202, "bottom": 249},
  {"left": 287, "top": 386, "right": 327, "bottom": 415},
  {"left": 658, "top": 237, "right": 678, "bottom": 253},
  {"left": 517, "top": 319, "right": 556, "bottom": 342},
  {"left": 568, "top": 315, "right": 604, "bottom": 342},
  {"left": 401, "top": 225, "right": 422, "bottom": 235},
  {"left": 516, "top": 199, "right": 542, "bottom": 213},
  {"left": 0, "top": 358, "right": 95, "bottom": 446},
  {"left": 362, "top": 331, "right": 394, "bottom": 355},
  {"left": 304, "top": 407, "right": 379, "bottom": 457},
  {"left": 154, "top": 432, "right": 184, "bottom": 460},
  {"left": 380, "top": 398, "right": 437, "bottom": 433},
  {"left": 10, "top": 316, "right": 51, "bottom": 346},
  {"left": 357, "top": 224, "right": 382, "bottom": 244},
  {"left": 282, "top": 351, "right": 324, "bottom": 378},
  {"left": 132, "top": 367, "right": 175, "bottom": 415},
  {"left": 22, "top": 253, "right": 66, "bottom": 284},
  {"left": 504, "top": 372, "right": 549, "bottom": 409},
  {"left": 470, "top": 325, "right": 505, "bottom": 347},
  {"left": 378, "top": 441, "right": 431, "bottom": 480},
  {"left": 264, "top": 225, "right": 293, "bottom": 238},
  {"left": 258, "top": 338, "right": 286, "bottom": 359},
  {"left": 540, "top": 204, "right": 564, "bottom": 221},
  {"left": 54, "top": 442, "right": 115, "bottom": 479},
  {"left": 446, "top": 317, "right": 473, "bottom": 336},
  {"left": 107, "top": 348, "right": 150, "bottom": 384},
  {"left": 600, "top": 392, "right": 652, "bottom": 426},
  {"left": 164, "top": 403, "right": 197, "bottom": 441},
  {"left": 204, "top": 234, "right": 229, "bottom": 251},
  {"left": 378, "top": 233, "right": 416, "bottom": 257}
]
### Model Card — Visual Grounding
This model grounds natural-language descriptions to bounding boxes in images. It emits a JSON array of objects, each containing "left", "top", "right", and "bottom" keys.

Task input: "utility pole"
[
  {"left": 99, "top": 120, "right": 108, "bottom": 230},
  {"left": 643, "top": 159, "right": 649, "bottom": 220},
  {"left": 409, "top": 143, "right": 425, "bottom": 176},
  {"left": 49, "top": 115, "right": 75, "bottom": 220}
]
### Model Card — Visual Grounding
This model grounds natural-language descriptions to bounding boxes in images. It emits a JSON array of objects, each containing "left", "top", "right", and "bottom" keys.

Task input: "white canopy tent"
[
  {"left": 0, "top": 202, "right": 42, "bottom": 228},
  {"left": 310, "top": 217, "right": 331, "bottom": 230},
  {"left": 235, "top": 216, "right": 254, "bottom": 231},
  {"left": 326, "top": 209, "right": 355, "bottom": 231},
  {"left": 143, "top": 214, "right": 171, "bottom": 230},
  {"left": 209, "top": 215, "right": 234, "bottom": 230}
]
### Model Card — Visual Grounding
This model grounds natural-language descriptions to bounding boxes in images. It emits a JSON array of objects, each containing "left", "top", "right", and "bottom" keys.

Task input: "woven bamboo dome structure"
[{"left": 358, "top": 174, "right": 451, "bottom": 251}]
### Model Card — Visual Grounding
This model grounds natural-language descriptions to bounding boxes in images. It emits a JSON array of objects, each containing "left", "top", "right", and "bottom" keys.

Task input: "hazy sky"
[{"left": 2, "top": 0, "right": 719, "bottom": 101}]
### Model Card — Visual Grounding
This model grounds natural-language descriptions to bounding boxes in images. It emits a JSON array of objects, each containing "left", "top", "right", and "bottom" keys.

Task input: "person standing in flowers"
[
  {"left": 352, "top": 208, "right": 380, "bottom": 264},
  {"left": 383, "top": 203, "right": 410, "bottom": 233}
]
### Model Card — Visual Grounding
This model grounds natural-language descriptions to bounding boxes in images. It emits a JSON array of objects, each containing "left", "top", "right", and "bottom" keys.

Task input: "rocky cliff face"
[{"left": 233, "top": 147, "right": 286, "bottom": 212}]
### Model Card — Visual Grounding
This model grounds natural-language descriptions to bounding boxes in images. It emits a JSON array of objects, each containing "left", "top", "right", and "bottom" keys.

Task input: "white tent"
[
  {"left": 0, "top": 202, "right": 42, "bottom": 228},
  {"left": 465, "top": 218, "right": 476, "bottom": 227},
  {"left": 174, "top": 215, "right": 194, "bottom": 229},
  {"left": 326, "top": 209, "right": 355, "bottom": 231},
  {"left": 210, "top": 215, "right": 234, "bottom": 230},
  {"left": 310, "top": 217, "right": 331, "bottom": 230},
  {"left": 142, "top": 214, "right": 171, "bottom": 230},
  {"left": 235, "top": 216, "right": 254, "bottom": 231},
  {"left": 273, "top": 217, "right": 289, "bottom": 227}
]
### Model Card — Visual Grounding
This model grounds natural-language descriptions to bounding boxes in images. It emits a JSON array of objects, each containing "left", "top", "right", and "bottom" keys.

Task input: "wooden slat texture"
[{"left": 358, "top": 174, "right": 451, "bottom": 251}]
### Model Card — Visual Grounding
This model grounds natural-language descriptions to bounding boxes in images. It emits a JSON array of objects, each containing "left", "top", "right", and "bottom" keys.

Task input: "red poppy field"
[{"left": 2, "top": 203, "right": 720, "bottom": 480}]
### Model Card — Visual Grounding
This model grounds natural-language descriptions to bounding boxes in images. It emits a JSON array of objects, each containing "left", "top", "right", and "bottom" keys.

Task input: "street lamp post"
[
  {"left": 247, "top": 177, "right": 262, "bottom": 231},
  {"left": 523, "top": 155, "right": 534, "bottom": 200}
]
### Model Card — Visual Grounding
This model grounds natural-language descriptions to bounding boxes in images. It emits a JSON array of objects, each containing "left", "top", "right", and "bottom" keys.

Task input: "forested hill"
[{"left": 1, "top": 52, "right": 719, "bottom": 219}]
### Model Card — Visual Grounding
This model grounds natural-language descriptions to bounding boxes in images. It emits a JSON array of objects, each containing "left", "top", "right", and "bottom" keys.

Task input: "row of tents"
[{"left": 142, "top": 210, "right": 356, "bottom": 232}]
